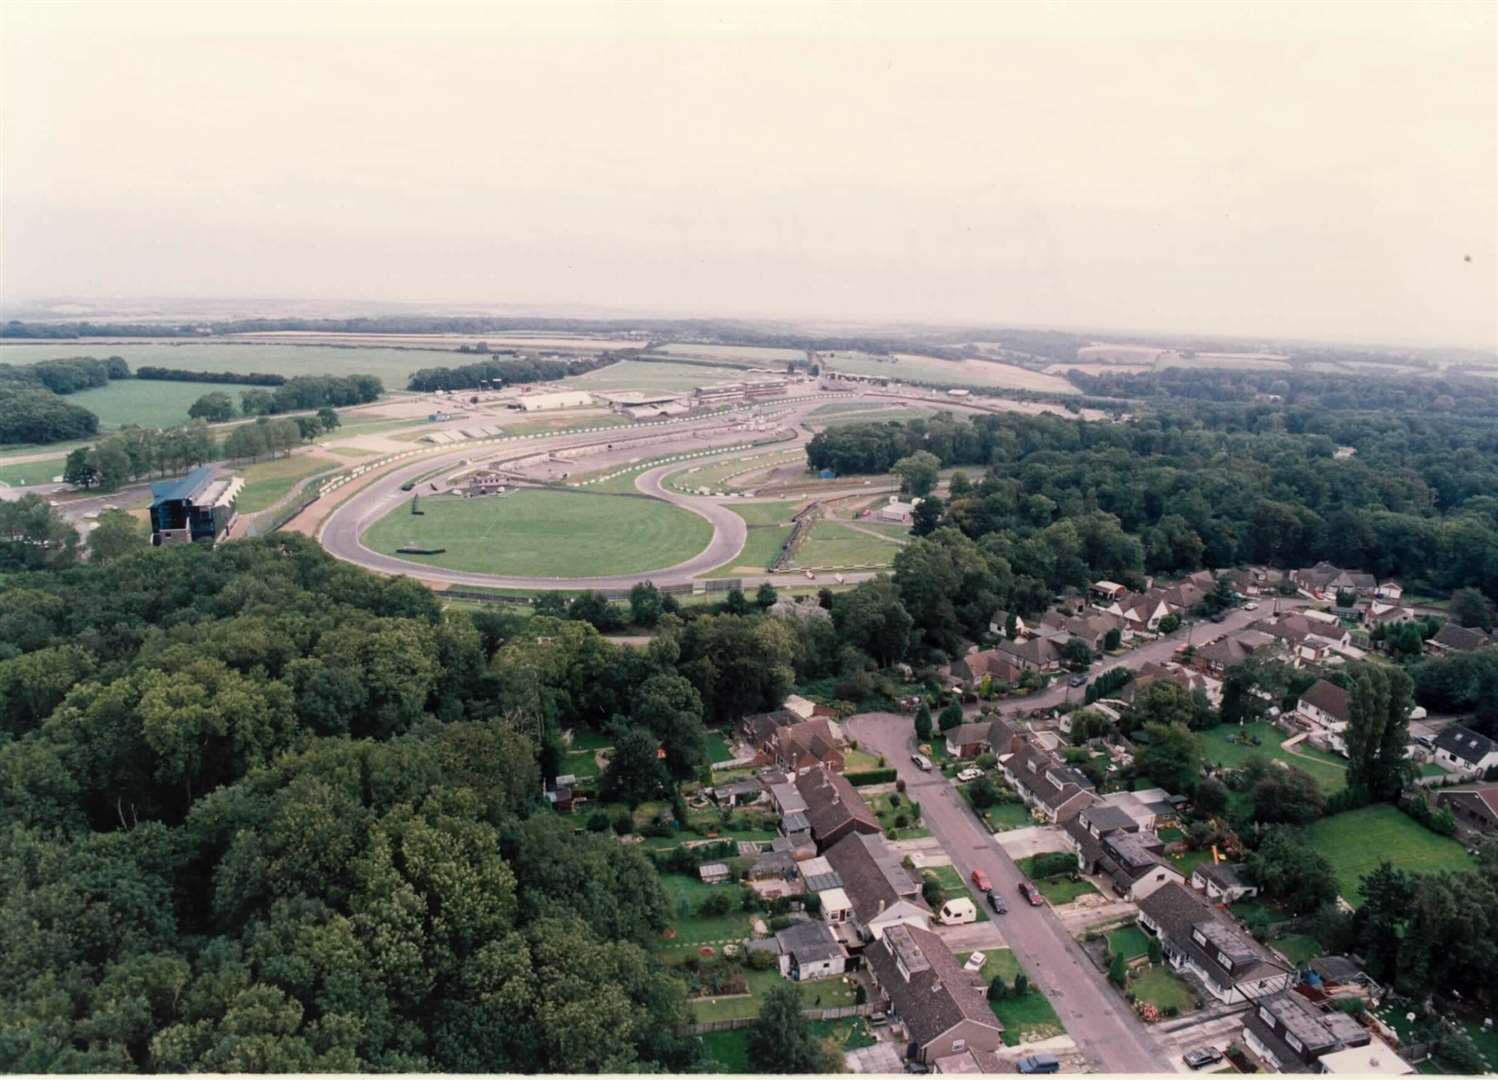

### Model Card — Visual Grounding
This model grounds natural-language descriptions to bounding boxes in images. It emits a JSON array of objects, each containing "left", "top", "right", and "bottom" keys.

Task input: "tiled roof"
[
  {"left": 823, "top": 832, "right": 922, "bottom": 926},
  {"left": 866, "top": 923, "right": 1002, "bottom": 1048},
  {"left": 1434, "top": 724, "right": 1498, "bottom": 766},
  {"left": 795, "top": 765, "right": 880, "bottom": 841},
  {"left": 1299, "top": 679, "right": 1351, "bottom": 724},
  {"left": 1140, "top": 882, "right": 1289, "bottom": 989}
]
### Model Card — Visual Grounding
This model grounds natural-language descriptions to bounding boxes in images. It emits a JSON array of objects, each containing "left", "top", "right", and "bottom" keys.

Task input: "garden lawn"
[
  {"left": 561, "top": 748, "right": 600, "bottom": 779},
  {"left": 698, "top": 1029, "right": 749, "bottom": 1072},
  {"left": 658, "top": 875, "right": 755, "bottom": 949},
  {"left": 792, "top": 521, "right": 903, "bottom": 569},
  {"left": 1107, "top": 926, "right": 1152, "bottom": 961},
  {"left": 567, "top": 728, "right": 613, "bottom": 751},
  {"left": 703, "top": 731, "right": 734, "bottom": 765},
  {"left": 1198, "top": 722, "right": 1347, "bottom": 793},
  {"left": 687, "top": 968, "right": 857, "bottom": 1023},
  {"left": 234, "top": 454, "right": 342, "bottom": 514},
  {"left": 1017, "top": 855, "right": 1099, "bottom": 905},
  {"left": 1128, "top": 966, "right": 1195, "bottom": 1013},
  {"left": 1272, "top": 933, "right": 1322, "bottom": 966},
  {"left": 843, "top": 748, "right": 882, "bottom": 772},
  {"left": 1305, "top": 804, "right": 1473, "bottom": 905},
  {"left": 363, "top": 488, "right": 713, "bottom": 577},
  {"left": 865, "top": 791, "right": 931, "bottom": 840},
  {"left": 923, "top": 865, "right": 989, "bottom": 922},
  {"left": 962, "top": 949, "right": 1065, "bottom": 1046},
  {"left": 1170, "top": 849, "right": 1213, "bottom": 876}
]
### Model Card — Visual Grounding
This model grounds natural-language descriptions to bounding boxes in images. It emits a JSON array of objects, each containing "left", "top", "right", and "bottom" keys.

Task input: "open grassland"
[
  {"left": 816, "top": 350, "right": 1079, "bottom": 393},
  {"left": 728, "top": 500, "right": 805, "bottom": 526},
  {"left": 666, "top": 449, "right": 805, "bottom": 494},
  {"left": 362, "top": 488, "right": 712, "bottom": 577},
  {"left": 817, "top": 407, "right": 939, "bottom": 428},
  {"left": 705, "top": 504, "right": 793, "bottom": 578},
  {"left": 0, "top": 342, "right": 458, "bottom": 388},
  {"left": 651, "top": 343, "right": 803, "bottom": 364},
  {"left": 1305, "top": 804, "right": 1473, "bottom": 905},
  {"left": 1198, "top": 722, "right": 1347, "bottom": 793},
  {"left": 234, "top": 454, "right": 343, "bottom": 514},
  {"left": 565, "top": 360, "right": 755, "bottom": 392},
  {"left": 66, "top": 378, "right": 252, "bottom": 430},
  {"left": 793, "top": 520, "right": 903, "bottom": 568},
  {"left": 0, "top": 457, "right": 67, "bottom": 486}
]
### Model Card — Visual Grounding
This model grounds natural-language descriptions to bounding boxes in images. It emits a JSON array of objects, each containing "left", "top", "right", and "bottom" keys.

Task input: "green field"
[
  {"left": 1305, "top": 804, "right": 1473, "bottom": 905},
  {"left": 363, "top": 489, "right": 713, "bottom": 577},
  {"left": 964, "top": 949, "right": 1065, "bottom": 1046},
  {"left": 651, "top": 343, "right": 802, "bottom": 364},
  {"left": 727, "top": 500, "right": 804, "bottom": 526},
  {"left": 1199, "top": 722, "right": 1348, "bottom": 793},
  {"left": 817, "top": 350, "right": 1079, "bottom": 393},
  {"left": 865, "top": 791, "right": 930, "bottom": 840},
  {"left": 0, "top": 341, "right": 459, "bottom": 388},
  {"left": 65, "top": 378, "right": 253, "bottom": 430},
  {"left": 233, "top": 454, "right": 342, "bottom": 514},
  {"left": 665, "top": 450, "right": 805, "bottom": 494},
  {"left": 818, "top": 407, "right": 938, "bottom": 428},
  {"left": 1128, "top": 965, "right": 1195, "bottom": 1012},
  {"left": 792, "top": 521, "right": 903, "bottom": 568},
  {"left": 0, "top": 457, "right": 67, "bottom": 486},
  {"left": 1107, "top": 925, "right": 1153, "bottom": 961},
  {"left": 566, "top": 360, "right": 753, "bottom": 392}
]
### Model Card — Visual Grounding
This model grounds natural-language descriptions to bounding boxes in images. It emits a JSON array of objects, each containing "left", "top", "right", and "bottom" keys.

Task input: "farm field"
[
  {"left": 362, "top": 489, "right": 713, "bottom": 577},
  {"left": 792, "top": 521, "right": 902, "bottom": 568},
  {"left": 224, "top": 331, "right": 642, "bottom": 351},
  {"left": 233, "top": 454, "right": 343, "bottom": 514},
  {"left": 65, "top": 378, "right": 251, "bottom": 430},
  {"left": 565, "top": 360, "right": 754, "bottom": 392},
  {"left": 1198, "top": 722, "right": 1347, "bottom": 793},
  {"left": 0, "top": 342, "right": 458, "bottom": 388},
  {"left": 816, "top": 350, "right": 1079, "bottom": 393},
  {"left": 651, "top": 343, "right": 803, "bottom": 364},
  {"left": 1305, "top": 804, "right": 1473, "bottom": 905}
]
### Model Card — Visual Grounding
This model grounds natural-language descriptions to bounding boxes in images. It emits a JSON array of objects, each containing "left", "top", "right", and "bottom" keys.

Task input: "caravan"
[{"left": 938, "top": 897, "right": 977, "bottom": 925}]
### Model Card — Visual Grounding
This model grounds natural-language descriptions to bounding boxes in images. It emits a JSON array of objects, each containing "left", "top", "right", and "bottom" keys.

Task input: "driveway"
[
  {"left": 993, "top": 825, "right": 1071, "bottom": 860},
  {"left": 848, "top": 711, "right": 1169, "bottom": 1074}
]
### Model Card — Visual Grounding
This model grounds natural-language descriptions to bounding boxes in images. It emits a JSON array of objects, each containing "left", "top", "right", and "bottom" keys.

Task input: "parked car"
[
  {"left": 1018, "top": 880, "right": 1043, "bottom": 906},
  {"left": 1184, "top": 1047, "right": 1224, "bottom": 1070},
  {"left": 971, "top": 868, "right": 992, "bottom": 891},
  {"left": 1243, "top": 601, "right": 1259, "bottom": 611},
  {"left": 986, "top": 888, "right": 1007, "bottom": 914},
  {"left": 1414, "top": 735, "right": 1435, "bottom": 750},
  {"left": 1067, "top": 673, "right": 1088, "bottom": 688},
  {"left": 1209, "top": 611, "right": 1228, "bottom": 623},
  {"left": 956, "top": 766, "right": 983, "bottom": 783},
  {"left": 911, "top": 752, "right": 933, "bottom": 772},
  {"left": 1016, "top": 1053, "right": 1060, "bottom": 1074}
]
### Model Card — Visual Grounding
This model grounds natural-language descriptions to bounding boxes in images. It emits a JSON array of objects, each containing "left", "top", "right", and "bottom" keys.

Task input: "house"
[
  {"left": 739, "top": 709, "right": 799, "bottom": 753},
  {"left": 945, "top": 722, "right": 994, "bottom": 759},
  {"left": 1375, "top": 582, "right": 1404, "bottom": 601},
  {"left": 1191, "top": 861, "right": 1258, "bottom": 904},
  {"left": 1091, "top": 580, "right": 1128, "bottom": 604},
  {"left": 795, "top": 765, "right": 881, "bottom": 848},
  {"left": 1293, "top": 563, "right": 1378, "bottom": 598},
  {"left": 1364, "top": 602, "right": 1416, "bottom": 630},
  {"left": 987, "top": 609, "right": 1029, "bottom": 638},
  {"left": 1432, "top": 724, "right": 1498, "bottom": 776},
  {"left": 775, "top": 919, "right": 849, "bottom": 981},
  {"left": 1428, "top": 623, "right": 1493, "bottom": 655},
  {"left": 999, "top": 739, "right": 1095, "bottom": 824},
  {"left": 1127, "top": 661, "right": 1223, "bottom": 707},
  {"left": 149, "top": 466, "right": 243, "bottom": 546},
  {"left": 1193, "top": 629, "right": 1279, "bottom": 676},
  {"left": 1256, "top": 614, "right": 1351, "bottom": 665},
  {"left": 1099, "top": 788, "right": 1183, "bottom": 833},
  {"left": 1063, "top": 803, "right": 1184, "bottom": 901},
  {"left": 993, "top": 635, "right": 1062, "bottom": 673},
  {"left": 769, "top": 780, "right": 808, "bottom": 818},
  {"left": 783, "top": 694, "right": 818, "bottom": 720},
  {"left": 822, "top": 832, "right": 931, "bottom": 941},
  {"left": 798, "top": 855, "right": 842, "bottom": 893},
  {"left": 864, "top": 923, "right": 1004, "bottom": 1064},
  {"left": 1137, "top": 882, "right": 1294, "bottom": 1004},
  {"left": 1099, "top": 589, "right": 1173, "bottom": 634},
  {"left": 713, "top": 777, "right": 764, "bottom": 808},
  {"left": 771, "top": 718, "right": 845, "bottom": 773},
  {"left": 1295, "top": 679, "right": 1352, "bottom": 755},
  {"left": 748, "top": 848, "right": 800, "bottom": 884},
  {"left": 1436, "top": 786, "right": 1498, "bottom": 833},
  {"left": 1242, "top": 989, "right": 1405, "bottom": 1074},
  {"left": 951, "top": 648, "right": 1024, "bottom": 686},
  {"left": 1037, "top": 610, "right": 1124, "bottom": 653}
]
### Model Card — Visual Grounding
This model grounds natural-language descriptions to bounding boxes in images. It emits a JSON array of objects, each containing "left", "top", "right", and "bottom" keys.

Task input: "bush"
[
  {"left": 987, "top": 975, "right": 1007, "bottom": 1001},
  {"left": 1030, "top": 851, "right": 1077, "bottom": 879},
  {"left": 586, "top": 810, "right": 611, "bottom": 832},
  {"left": 746, "top": 947, "right": 779, "bottom": 971},
  {"left": 1108, "top": 953, "right": 1127, "bottom": 987},
  {"left": 767, "top": 915, "right": 793, "bottom": 932},
  {"left": 1011, "top": 973, "right": 1028, "bottom": 998},
  {"left": 894, "top": 813, "right": 909, "bottom": 829},
  {"left": 612, "top": 811, "right": 634, "bottom": 835},
  {"left": 1148, "top": 938, "right": 1163, "bottom": 965},
  {"left": 888, "top": 793, "right": 901, "bottom": 808},
  {"left": 969, "top": 776, "right": 999, "bottom": 809},
  {"left": 698, "top": 891, "right": 735, "bottom": 917},
  {"left": 846, "top": 768, "right": 897, "bottom": 787}
]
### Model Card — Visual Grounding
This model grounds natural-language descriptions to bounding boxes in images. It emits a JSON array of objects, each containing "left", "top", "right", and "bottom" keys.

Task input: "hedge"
[{"left": 846, "top": 768, "right": 897, "bottom": 787}]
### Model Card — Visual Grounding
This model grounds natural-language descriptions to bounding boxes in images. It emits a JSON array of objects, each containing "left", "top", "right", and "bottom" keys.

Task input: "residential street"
[{"left": 847, "top": 712, "right": 1171, "bottom": 1074}]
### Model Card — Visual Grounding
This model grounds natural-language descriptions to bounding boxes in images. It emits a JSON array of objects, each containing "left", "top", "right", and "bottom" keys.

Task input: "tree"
[
  {"left": 1335, "top": 588, "right": 1356, "bottom": 610},
  {"left": 1245, "top": 828, "right": 1337, "bottom": 914},
  {"left": 938, "top": 701, "right": 964, "bottom": 732},
  {"left": 1103, "top": 627, "right": 1121, "bottom": 651},
  {"left": 632, "top": 674, "right": 708, "bottom": 781},
  {"left": 1342, "top": 662, "right": 1415, "bottom": 801},
  {"left": 968, "top": 776, "right": 999, "bottom": 808},
  {"left": 1194, "top": 776, "right": 1229, "bottom": 816},
  {"left": 1126, "top": 680, "right": 1215, "bottom": 732},
  {"left": 88, "top": 508, "right": 147, "bottom": 562},
  {"left": 892, "top": 450, "right": 941, "bottom": 498},
  {"left": 1158, "top": 613, "right": 1182, "bottom": 634},
  {"left": 746, "top": 983, "right": 836, "bottom": 1073},
  {"left": 63, "top": 446, "right": 99, "bottom": 488},
  {"left": 1249, "top": 764, "right": 1324, "bottom": 825},
  {"left": 831, "top": 579, "right": 913, "bottom": 667},
  {"left": 723, "top": 589, "right": 751, "bottom": 616},
  {"left": 1108, "top": 952, "right": 1127, "bottom": 986},
  {"left": 315, "top": 406, "right": 340, "bottom": 431},
  {"left": 628, "top": 581, "right": 664, "bottom": 627},
  {"left": 188, "top": 392, "right": 235, "bottom": 423},
  {"left": 1451, "top": 587, "right": 1495, "bottom": 631},
  {"left": 911, "top": 495, "right": 944, "bottom": 537},
  {"left": 0, "top": 494, "right": 79, "bottom": 571},
  {"left": 914, "top": 703, "right": 933, "bottom": 742},
  {"left": 1061, "top": 638, "right": 1094, "bottom": 671},
  {"left": 1135, "top": 721, "right": 1203, "bottom": 793},
  {"left": 755, "top": 582, "right": 778, "bottom": 610},
  {"left": 987, "top": 974, "right": 1008, "bottom": 1001}
]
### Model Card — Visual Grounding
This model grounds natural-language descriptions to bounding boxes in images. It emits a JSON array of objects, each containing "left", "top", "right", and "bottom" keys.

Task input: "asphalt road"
[{"left": 847, "top": 711, "right": 1171, "bottom": 1074}]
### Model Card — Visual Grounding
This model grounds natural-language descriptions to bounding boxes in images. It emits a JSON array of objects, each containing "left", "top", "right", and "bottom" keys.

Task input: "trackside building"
[{"left": 149, "top": 466, "right": 243, "bottom": 545}]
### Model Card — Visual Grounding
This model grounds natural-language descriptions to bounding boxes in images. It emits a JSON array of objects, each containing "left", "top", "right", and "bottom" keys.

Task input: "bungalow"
[
  {"left": 1192, "top": 630, "right": 1279, "bottom": 676},
  {"left": 1295, "top": 679, "right": 1352, "bottom": 755},
  {"left": 1242, "top": 989, "right": 1405, "bottom": 1075},
  {"left": 714, "top": 777, "right": 765, "bottom": 808},
  {"left": 1432, "top": 724, "right": 1498, "bottom": 777},
  {"left": 1374, "top": 581, "right": 1404, "bottom": 601},
  {"left": 999, "top": 740, "right": 1095, "bottom": 824},
  {"left": 1256, "top": 614, "right": 1351, "bottom": 665},
  {"left": 1137, "top": 882, "right": 1294, "bottom": 1004},
  {"left": 1364, "top": 602, "right": 1417, "bottom": 630},
  {"left": 823, "top": 832, "right": 931, "bottom": 941},
  {"left": 1190, "top": 861, "right": 1258, "bottom": 904},
  {"left": 945, "top": 722, "right": 995, "bottom": 760},
  {"left": 795, "top": 765, "right": 882, "bottom": 848},
  {"left": 1037, "top": 610, "right": 1124, "bottom": 653},
  {"left": 776, "top": 919, "right": 849, "bottom": 981},
  {"left": 993, "top": 635, "right": 1062, "bottom": 673},
  {"left": 951, "top": 648, "right": 1025, "bottom": 686},
  {"left": 865, "top": 923, "right": 1005, "bottom": 1064},
  {"left": 1062, "top": 803, "right": 1183, "bottom": 901},
  {"left": 1435, "top": 786, "right": 1498, "bottom": 834},
  {"left": 1427, "top": 623, "right": 1493, "bottom": 655},
  {"left": 1294, "top": 563, "right": 1378, "bottom": 598}
]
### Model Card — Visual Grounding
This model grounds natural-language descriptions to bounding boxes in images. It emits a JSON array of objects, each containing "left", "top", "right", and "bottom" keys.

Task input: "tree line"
[
  {"left": 406, "top": 356, "right": 614, "bottom": 392},
  {"left": 137, "top": 366, "right": 287, "bottom": 386}
]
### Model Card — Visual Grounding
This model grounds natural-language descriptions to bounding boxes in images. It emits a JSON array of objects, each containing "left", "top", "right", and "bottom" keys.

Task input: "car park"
[
  {"left": 971, "top": 868, "right": 992, "bottom": 891},
  {"left": 1019, "top": 881, "right": 1043, "bottom": 906},
  {"left": 1184, "top": 1047, "right": 1223, "bottom": 1069}
]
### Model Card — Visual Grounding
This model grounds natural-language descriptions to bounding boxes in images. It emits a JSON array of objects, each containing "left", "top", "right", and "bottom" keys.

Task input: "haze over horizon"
[{"left": 3, "top": 1, "right": 1495, "bottom": 350}]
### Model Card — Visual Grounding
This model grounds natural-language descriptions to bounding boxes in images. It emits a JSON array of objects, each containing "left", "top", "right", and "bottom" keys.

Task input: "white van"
[{"left": 939, "top": 897, "right": 977, "bottom": 925}]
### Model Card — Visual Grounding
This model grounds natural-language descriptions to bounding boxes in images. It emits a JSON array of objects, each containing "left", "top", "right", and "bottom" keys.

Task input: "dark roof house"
[
  {"left": 795, "top": 765, "right": 881, "bottom": 848},
  {"left": 1138, "top": 882, "right": 1294, "bottom": 1004},
  {"left": 865, "top": 923, "right": 1004, "bottom": 1063}
]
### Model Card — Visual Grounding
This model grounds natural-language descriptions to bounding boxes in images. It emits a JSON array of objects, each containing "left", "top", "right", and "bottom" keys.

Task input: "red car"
[
  {"left": 971, "top": 868, "right": 992, "bottom": 892},
  {"left": 1019, "top": 881, "right": 1044, "bottom": 906}
]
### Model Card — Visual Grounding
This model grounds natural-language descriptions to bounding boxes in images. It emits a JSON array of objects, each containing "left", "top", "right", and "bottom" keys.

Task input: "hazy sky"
[{"left": 3, "top": 1, "right": 1495, "bottom": 347}]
